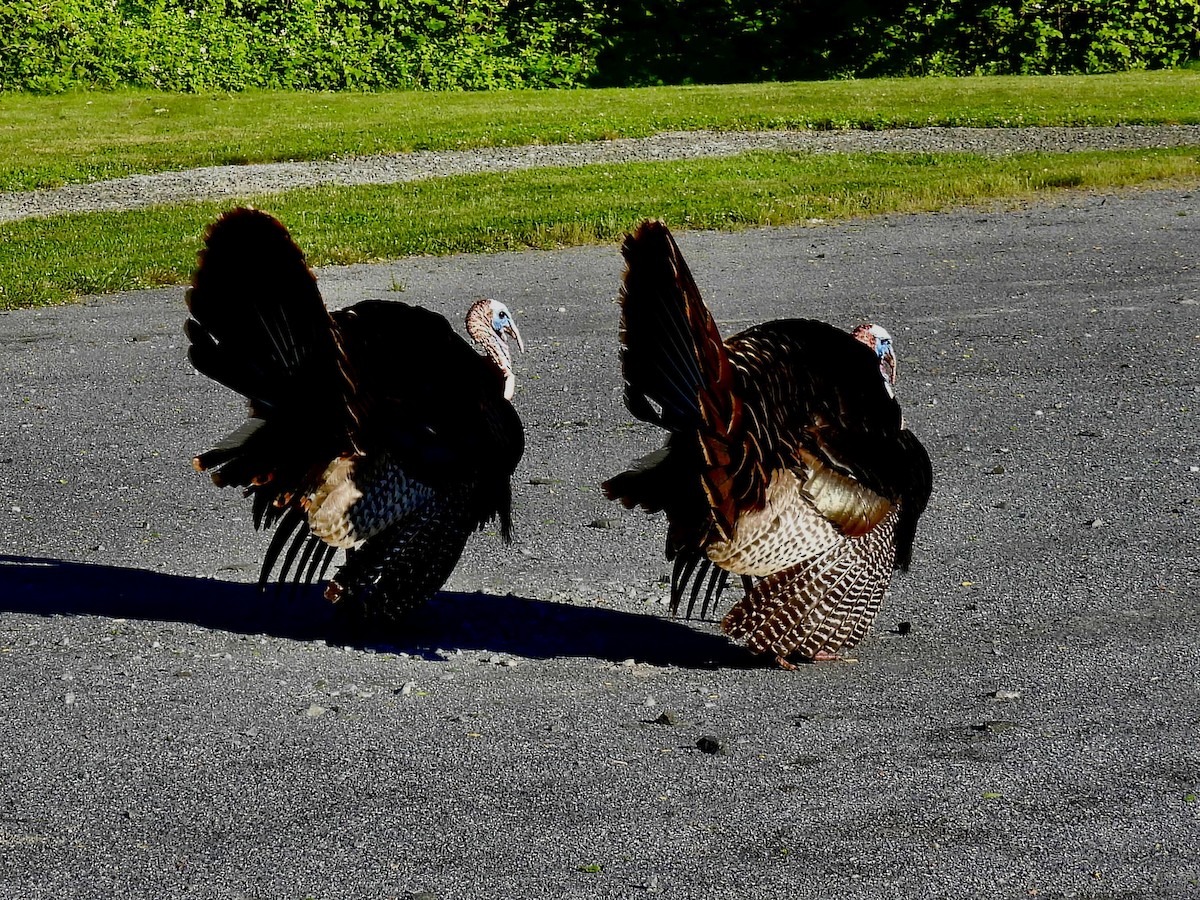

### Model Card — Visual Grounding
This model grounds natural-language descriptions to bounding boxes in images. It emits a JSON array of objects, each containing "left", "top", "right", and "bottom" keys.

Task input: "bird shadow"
[{"left": 0, "top": 554, "right": 753, "bottom": 669}]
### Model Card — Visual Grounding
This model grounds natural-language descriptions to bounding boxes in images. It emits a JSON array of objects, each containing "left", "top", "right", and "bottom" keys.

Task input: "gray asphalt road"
[{"left": 1, "top": 190, "right": 1198, "bottom": 899}]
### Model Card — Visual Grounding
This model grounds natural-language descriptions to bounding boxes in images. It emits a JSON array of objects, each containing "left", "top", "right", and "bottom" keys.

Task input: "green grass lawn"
[
  {"left": 3, "top": 70, "right": 1200, "bottom": 192},
  {"left": 3, "top": 147, "right": 1198, "bottom": 310},
  {"left": 3, "top": 72, "right": 1199, "bottom": 310}
]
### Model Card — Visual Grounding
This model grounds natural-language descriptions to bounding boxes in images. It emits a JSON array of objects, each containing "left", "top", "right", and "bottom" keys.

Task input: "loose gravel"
[{"left": 4, "top": 124, "right": 1199, "bottom": 224}]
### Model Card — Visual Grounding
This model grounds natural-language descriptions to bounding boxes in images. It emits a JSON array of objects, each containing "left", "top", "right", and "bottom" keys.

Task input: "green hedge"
[
  {"left": 862, "top": 0, "right": 1200, "bottom": 76},
  {"left": 1, "top": 0, "right": 1197, "bottom": 92},
  {"left": 590, "top": 0, "right": 1200, "bottom": 85},
  {"left": 0, "top": 0, "right": 601, "bottom": 91}
]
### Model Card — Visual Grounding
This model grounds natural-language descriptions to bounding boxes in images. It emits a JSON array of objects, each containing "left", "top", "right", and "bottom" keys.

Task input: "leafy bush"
[
  {"left": 1, "top": 0, "right": 1196, "bottom": 91},
  {"left": 0, "top": 0, "right": 602, "bottom": 91},
  {"left": 858, "top": 0, "right": 1200, "bottom": 76},
  {"left": 588, "top": 0, "right": 1200, "bottom": 85}
]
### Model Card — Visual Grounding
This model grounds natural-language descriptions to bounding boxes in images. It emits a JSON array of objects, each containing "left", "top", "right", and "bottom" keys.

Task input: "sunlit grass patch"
[
  {"left": 2, "top": 70, "right": 1200, "bottom": 191},
  {"left": 3, "top": 146, "right": 1197, "bottom": 310}
]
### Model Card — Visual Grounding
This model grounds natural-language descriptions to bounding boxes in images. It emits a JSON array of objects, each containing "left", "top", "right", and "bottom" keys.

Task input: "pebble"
[
  {"left": 305, "top": 704, "right": 327, "bottom": 718},
  {"left": 990, "top": 689, "right": 1022, "bottom": 701},
  {"left": 696, "top": 736, "right": 727, "bottom": 756}
]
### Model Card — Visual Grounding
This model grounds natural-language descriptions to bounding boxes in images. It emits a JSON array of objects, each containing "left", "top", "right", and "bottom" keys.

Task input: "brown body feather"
[{"left": 603, "top": 220, "right": 932, "bottom": 664}]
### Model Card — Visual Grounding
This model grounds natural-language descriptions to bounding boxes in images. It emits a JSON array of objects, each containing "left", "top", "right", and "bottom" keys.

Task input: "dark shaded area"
[
  {"left": 0, "top": 555, "right": 750, "bottom": 669},
  {"left": 7, "top": 0, "right": 1196, "bottom": 93},
  {"left": 587, "top": 0, "right": 890, "bottom": 86},
  {"left": 584, "top": 0, "right": 1200, "bottom": 86}
]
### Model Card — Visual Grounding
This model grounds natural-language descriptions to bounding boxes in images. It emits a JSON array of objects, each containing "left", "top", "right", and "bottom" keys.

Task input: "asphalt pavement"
[{"left": 1, "top": 188, "right": 1198, "bottom": 899}]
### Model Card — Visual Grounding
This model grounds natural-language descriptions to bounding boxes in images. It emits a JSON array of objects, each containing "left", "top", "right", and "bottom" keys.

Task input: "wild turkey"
[
  {"left": 603, "top": 220, "right": 931, "bottom": 666},
  {"left": 185, "top": 207, "right": 525, "bottom": 623}
]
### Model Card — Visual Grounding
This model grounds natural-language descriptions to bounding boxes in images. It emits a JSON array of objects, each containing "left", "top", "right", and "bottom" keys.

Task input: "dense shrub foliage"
[
  {"left": 1, "top": 0, "right": 1197, "bottom": 92},
  {"left": 0, "top": 0, "right": 601, "bottom": 91},
  {"left": 591, "top": 0, "right": 1200, "bottom": 85},
  {"left": 865, "top": 0, "right": 1200, "bottom": 75}
]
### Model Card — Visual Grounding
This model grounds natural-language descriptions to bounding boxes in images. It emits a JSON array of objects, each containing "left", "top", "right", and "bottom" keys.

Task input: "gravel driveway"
[
  {"left": 1, "top": 177, "right": 1197, "bottom": 897},
  {"left": 4, "top": 124, "right": 1200, "bottom": 223}
]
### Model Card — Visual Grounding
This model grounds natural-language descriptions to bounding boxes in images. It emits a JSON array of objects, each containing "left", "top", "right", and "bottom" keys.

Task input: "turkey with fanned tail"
[
  {"left": 185, "top": 207, "right": 524, "bottom": 624},
  {"left": 602, "top": 220, "right": 931, "bottom": 667}
]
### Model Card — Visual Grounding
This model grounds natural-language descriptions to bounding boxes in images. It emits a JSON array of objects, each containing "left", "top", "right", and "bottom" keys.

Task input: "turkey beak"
[{"left": 504, "top": 321, "right": 525, "bottom": 354}]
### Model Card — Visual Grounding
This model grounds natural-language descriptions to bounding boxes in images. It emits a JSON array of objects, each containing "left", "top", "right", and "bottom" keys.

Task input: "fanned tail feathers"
[
  {"left": 615, "top": 220, "right": 758, "bottom": 538},
  {"left": 185, "top": 208, "right": 349, "bottom": 416},
  {"left": 616, "top": 222, "right": 708, "bottom": 430},
  {"left": 186, "top": 208, "right": 353, "bottom": 491}
]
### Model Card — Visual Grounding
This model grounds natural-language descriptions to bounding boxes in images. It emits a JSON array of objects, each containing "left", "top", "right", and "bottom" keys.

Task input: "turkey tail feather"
[
  {"left": 186, "top": 209, "right": 349, "bottom": 410},
  {"left": 187, "top": 208, "right": 354, "bottom": 493},
  {"left": 617, "top": 220, "right": 751, "bottom": 537},
  {"left": 617, "top": 220, "right": 708, "bottom": 429},
  {"left": 669, "top": 553, "right": 702, "bottom": 618}
]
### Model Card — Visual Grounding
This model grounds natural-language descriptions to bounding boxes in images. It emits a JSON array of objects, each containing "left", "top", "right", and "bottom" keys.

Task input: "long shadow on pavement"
[{"left": 0, "top": 554, "right": 750, "bottom": 669}]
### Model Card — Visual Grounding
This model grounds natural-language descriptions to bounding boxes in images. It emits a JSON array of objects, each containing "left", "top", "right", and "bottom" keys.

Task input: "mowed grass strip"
[
  {"left": 2, "top": 147, "right": 1198, "bottom": 310},
  {"left": 3, "top": 71, "right": 1200, "bottom": 191}
]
